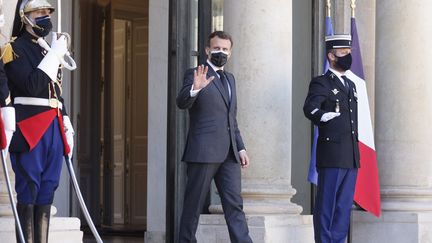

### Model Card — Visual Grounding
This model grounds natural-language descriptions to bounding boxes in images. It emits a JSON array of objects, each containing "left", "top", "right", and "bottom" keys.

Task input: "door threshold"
[{"left": 82, "top": 225, "right": 145, "bottom": 237}]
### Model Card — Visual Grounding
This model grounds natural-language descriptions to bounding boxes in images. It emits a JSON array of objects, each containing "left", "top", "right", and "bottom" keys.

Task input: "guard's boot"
[
  {"left": 34, "top": 204, "right": 51, "bottom": 243},
  {"left": 16, "top": 203, "right": 35, "bottom": 243}
]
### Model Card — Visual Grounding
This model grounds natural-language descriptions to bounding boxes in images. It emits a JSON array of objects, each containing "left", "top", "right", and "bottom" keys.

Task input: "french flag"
[{"left": 345, "top": 17, "right": 381, "bottom": 217}]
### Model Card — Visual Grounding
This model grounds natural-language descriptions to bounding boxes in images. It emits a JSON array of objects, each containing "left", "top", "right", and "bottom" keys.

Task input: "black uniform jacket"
[
  {"left": 176, "top": 63, "right": 245, "bottom": 164},
  {"left": 0, "top": 60, "right": 11, "bottom": 107},
  {"left": 303, "top": 70, "right": 360, "bottom": 169},
  {"left": 3, "top": 31, "right": 67, "bottom": 152}
]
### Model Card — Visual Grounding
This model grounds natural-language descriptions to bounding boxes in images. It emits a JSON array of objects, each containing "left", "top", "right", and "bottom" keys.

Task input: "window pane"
[{"left": 190, "top": 0, "right": 199, "bottom": 66}]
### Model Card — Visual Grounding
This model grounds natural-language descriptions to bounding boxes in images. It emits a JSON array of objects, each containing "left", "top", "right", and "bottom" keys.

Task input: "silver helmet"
[
  {"left": 13, "top": 0, "right": 55, "bottom": 35},
  {"left": 21, "top": 0, "right": 55, "bottom": 15}
]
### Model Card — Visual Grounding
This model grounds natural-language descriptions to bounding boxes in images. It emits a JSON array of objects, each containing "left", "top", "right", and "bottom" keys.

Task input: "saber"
[
  {"left": 19, "top": 0, "right": 76, "bottom": 70},
  {"left": 37, "top": 36, "right": 77, "bottom": 70},
  {"left": 0, "top": 150, "right": 25, "bottom": 243},
  {"left": 40, "top": 0, "right": 77, "bottom": 70},
  {"left": 65, "top": 155, "right": 103, "bottom": 243},
  {"left": 56, "top": 0, "right": 77, "bottom": 70},
  {"left": 56, "top": 0, "right": 77, "bottom": 71},
  {"left": 57, "top": 0, "right": 61, "bottom": 32}
]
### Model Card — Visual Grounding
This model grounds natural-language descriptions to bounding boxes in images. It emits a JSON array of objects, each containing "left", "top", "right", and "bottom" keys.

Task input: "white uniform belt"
[{"left": 14, "top": 97, "right": 63, "bottom": 110}]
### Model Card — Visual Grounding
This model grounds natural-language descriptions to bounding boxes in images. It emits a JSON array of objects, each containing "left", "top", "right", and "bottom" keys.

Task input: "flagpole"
[
  {"left": 326, "top": 0, "right": 331, "bottom": 17},
  {"left": 351, "top": 0, "right": 356, "bottom": 18},
  {"left": 57, "top": 0, "right": 62, "bottom": 32}
]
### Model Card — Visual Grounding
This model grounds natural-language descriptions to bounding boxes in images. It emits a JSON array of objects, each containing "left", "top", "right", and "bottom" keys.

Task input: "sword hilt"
[
  {"left": 37, "top": 35, "right": 77, "bottom": 71},
  {"left": 55, "top": 32, "right": 72, "bottom": 49}
]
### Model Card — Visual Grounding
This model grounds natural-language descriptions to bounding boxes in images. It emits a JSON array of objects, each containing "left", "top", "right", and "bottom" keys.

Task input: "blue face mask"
[{"left": 32, "top": 15, "right": 52, "bottom": 37}]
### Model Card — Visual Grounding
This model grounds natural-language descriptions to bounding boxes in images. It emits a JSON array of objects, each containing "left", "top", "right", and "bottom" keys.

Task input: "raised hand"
[{"left": 193, "top": 65, "right": 215, "bottom": 90}]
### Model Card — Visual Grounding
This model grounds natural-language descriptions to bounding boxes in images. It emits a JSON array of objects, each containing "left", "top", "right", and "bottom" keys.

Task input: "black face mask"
[
  {"left": 32, "top": 15, "right": 52, "bottom": 37},
  {"left": 210, "top": 51, "right": 228, "bottom": 67},
  {"left": 335, "top": 53, "right": 352, "bottom": 71}
]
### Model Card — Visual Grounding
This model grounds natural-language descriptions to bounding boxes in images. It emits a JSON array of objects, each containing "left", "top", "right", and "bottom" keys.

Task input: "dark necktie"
[
  {"left": 216, "top": 70, "right": 230, "bottom": 99},
  {"left": 341, "top": 75, "right": 350, "bottom": 93}
]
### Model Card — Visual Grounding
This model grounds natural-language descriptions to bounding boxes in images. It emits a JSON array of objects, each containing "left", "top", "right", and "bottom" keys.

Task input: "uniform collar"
[
  {"left": 329, "top": 67, "right": 346, "bottom": 85},
  {"left": 21, "top": 30, "right": 41, "bottom": 43}
]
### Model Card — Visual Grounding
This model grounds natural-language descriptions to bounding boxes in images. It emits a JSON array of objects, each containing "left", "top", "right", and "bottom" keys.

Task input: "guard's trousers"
[
  {"left": 11, "top": 118, "right": 64, "bottom": 205},
  {"left": 313, "top": 167, "right": 358, "bottom": 243}
]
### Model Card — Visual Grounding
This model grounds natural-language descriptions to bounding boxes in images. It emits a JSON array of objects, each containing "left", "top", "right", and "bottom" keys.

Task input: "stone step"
[
  {"left": 197, "top": 214, "right": 314, "bottom": 243},
  {"left": 0, "top": 216, "right": 83, "bottom": 242}
]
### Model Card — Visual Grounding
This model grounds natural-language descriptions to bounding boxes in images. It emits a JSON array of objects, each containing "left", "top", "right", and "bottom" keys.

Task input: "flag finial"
[
  {"left": 326, "top": 0, "right": 332, "bottom": 17},
  {"left": 351, "top": 0, "right": 356, "bottom": 18}
]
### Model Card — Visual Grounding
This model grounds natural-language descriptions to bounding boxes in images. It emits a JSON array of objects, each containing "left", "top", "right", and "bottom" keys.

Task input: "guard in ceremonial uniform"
[
  {"left": 303, "top": 35, "right": 360, "bottom": 243},
  {"left": 0, "top": 61, "right": 15, "bottom": 152},
  {"left": 0, "top": 3, "right": 16, "bottom": 153},
  {"left": 3, "top": 1, "right": 74, "bottom": 242}
]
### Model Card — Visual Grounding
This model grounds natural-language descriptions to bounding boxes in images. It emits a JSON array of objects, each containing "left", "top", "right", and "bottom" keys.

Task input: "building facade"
[{"left": 0, "top": 0, "right": 431, "bottom": 242}]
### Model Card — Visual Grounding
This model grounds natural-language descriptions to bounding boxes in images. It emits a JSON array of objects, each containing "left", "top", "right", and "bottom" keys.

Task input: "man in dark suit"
[
  {"left": 303, "top": 35, "right": 360, "bottom": 243},
  {"left": 177, "top": 31, "right": 253, "bottom": 243}
]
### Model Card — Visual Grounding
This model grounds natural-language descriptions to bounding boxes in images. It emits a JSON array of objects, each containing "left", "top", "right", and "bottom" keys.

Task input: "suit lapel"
[
  {"left": 225, "top": 72, "right": 236, "bottom": 110},
  {"left": 206, "top": 64, "right": 230, "bottom": 107}
]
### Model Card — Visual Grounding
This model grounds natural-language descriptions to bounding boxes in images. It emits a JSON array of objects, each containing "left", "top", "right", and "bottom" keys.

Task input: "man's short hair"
[{"left": 206, "top": 31, "right": 234, "bottom": 48}]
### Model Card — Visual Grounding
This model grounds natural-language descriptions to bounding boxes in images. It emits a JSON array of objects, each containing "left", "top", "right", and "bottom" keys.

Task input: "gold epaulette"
[{"left": 1, "top": 39, "right": 17, "bottom": 64}]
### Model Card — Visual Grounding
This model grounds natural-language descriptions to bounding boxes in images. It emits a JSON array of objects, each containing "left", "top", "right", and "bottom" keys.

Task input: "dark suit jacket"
[
  {"left": 176, "top": 63, "right": 245, "bottom": 163},
  {"left": 303, "top": 70, "right": 360, "bottom": 169}
]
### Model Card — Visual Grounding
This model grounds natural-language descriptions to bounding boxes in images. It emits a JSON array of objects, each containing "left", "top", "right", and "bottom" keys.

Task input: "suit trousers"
[
  {"left": 179, "top": 150, "right": 252, "bottom": 243},
  {"left": 313, "top": 167, "right": 358, "bottom": 243}
]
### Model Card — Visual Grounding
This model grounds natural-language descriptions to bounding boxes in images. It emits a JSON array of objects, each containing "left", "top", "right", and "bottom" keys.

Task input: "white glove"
[
  {"left": 50, "top": 33, "right": 68, "bottom": 59},
  {"left": 37, "top": 33, "right": 68, "bottom": 81},
  {"left": 1, "top": 107, "right": 15, "bottom": 152},
  {"left": 320, "top": 112, "right": 340, "bottom": 122},
  {"left": 63, "top": 115, "right": 74, "bottom": 159}
]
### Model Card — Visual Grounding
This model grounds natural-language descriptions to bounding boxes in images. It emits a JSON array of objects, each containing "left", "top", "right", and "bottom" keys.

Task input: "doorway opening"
[
  {"left": 101, "top": 2, "right": 149, "bottom": 233},
  {"left": 78, "top": 0, "right": 149, "bottom": 236}
]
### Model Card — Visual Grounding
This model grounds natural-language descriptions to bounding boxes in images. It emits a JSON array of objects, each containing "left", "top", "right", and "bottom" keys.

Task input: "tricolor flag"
[
  {"left": 307, "top": 16, "right": 333, "bottom": 185},
  {"left": 345, "top": 17, "right": 381, "bottom": 217}
]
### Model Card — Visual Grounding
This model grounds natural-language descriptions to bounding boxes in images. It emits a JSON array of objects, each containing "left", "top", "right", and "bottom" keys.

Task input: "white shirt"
[{"left": 328, "top": 67, "right": 347, "bottom": 87}]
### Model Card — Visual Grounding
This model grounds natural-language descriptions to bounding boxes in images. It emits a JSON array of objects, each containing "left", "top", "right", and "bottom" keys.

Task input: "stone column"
[
  {"left": 352, "top": 1, "right": 432, "bottom": 242},
  {"left": 145, "top": 0, "right": 169, "bottom": 242},
  {"left": 197, "top": 1, "right": 313, "bottom": 242},
  {"left": 221, "top": 0, "right": 301, "bottom": 216}
]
